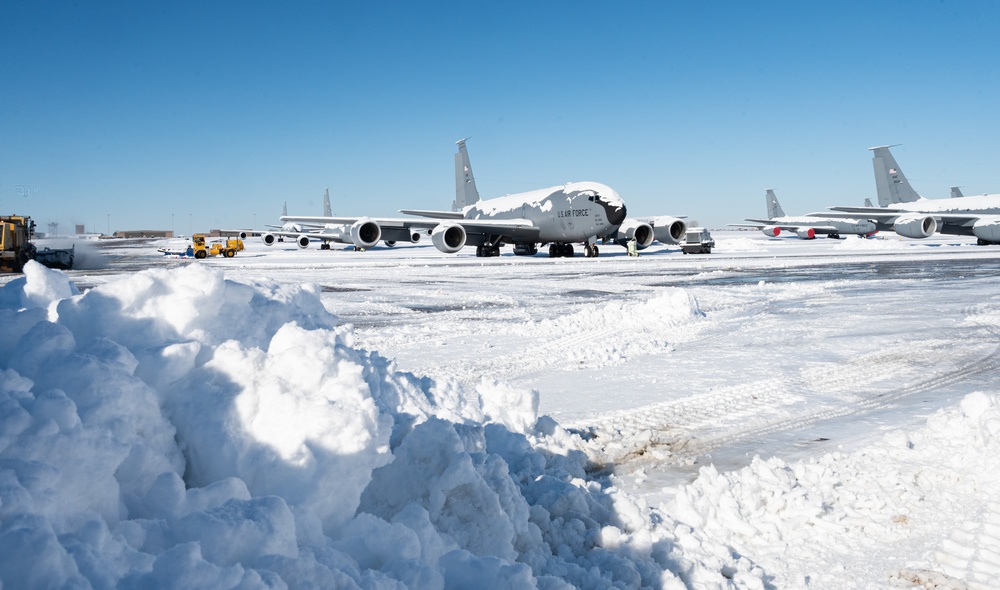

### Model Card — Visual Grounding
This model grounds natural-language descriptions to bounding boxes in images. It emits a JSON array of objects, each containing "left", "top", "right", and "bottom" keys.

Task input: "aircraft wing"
[
  {"left": 281, "top": 215, "right": 438, "bottom": 230},
  {"left": 453, "top": 218, "right": 542, "bottom": 242},
  {"left": 819, "top": 207, "right": 903, "bottom": 222},
  {"left": 398, "top": 209, "right": 465, "bottom": 220},
  {"left": 740, "top": 218, "right": 843, "bottom": 234},
  {"left": 280, "top": 214, "right": 541, "bottom": 244},
  {"left": 933, "top": 213, "right": 992, "bottom": 229},
  {"left": 826, "top": 207, "right": 993, "bottom": 227}
]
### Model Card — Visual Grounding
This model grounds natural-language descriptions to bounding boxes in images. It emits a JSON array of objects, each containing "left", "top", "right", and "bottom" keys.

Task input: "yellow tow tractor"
[{"left": 191, "top": 233, "right": 244, "bottom": 259}]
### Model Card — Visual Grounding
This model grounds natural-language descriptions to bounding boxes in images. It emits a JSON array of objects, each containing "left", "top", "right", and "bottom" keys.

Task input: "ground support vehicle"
[
  {"left": 1, "top": 214, "right": 75, "bottom": 272},
  {"left": 191, "top": 234, "right": 244, "bottom": 259},
  {"left": 681, "top": 227, "right": 715, "bottom": 254}
]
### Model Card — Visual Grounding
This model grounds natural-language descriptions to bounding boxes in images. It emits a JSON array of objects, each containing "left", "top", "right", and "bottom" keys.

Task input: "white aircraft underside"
[{"left": 270, "top": 182, "right": 628, "bottom": 257}]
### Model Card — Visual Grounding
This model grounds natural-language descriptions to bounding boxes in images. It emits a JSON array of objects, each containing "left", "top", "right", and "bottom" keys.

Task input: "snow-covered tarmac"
[{"left": 4, "top": 231, "right": 1000, "bottom": 588}]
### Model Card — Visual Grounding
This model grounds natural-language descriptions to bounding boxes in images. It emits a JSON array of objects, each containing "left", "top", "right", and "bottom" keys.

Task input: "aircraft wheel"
[
  {"left": 565, "top": 244, "right": 574, "bottom": 257},
  {"left": 593, "top": 245, "right": 599, "bottom": 257}
]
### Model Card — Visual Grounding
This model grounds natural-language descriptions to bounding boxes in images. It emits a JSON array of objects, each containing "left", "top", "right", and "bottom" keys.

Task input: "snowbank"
[
  {"left": 0, "top": 261, "right": 755, "bottom": 589},
  {"left": 6, "top": 261, "right": 999, "bottom": 588},
  {"left": 671, "top": 392, "right": 1000, "bottom": 588}
]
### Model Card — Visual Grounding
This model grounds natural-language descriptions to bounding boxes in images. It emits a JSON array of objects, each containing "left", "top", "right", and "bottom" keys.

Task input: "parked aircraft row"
[
  {"left": 730, "top": 189, "right": 877, "bottom": 239},
  {"left": 732, "top": 145, "right": 1000, "bottom": 245},
  {"left": 262, "top": 142, "right": 1000, "bottom": 257},
  {"left": 262, "top": 139, "right": 687, "bottom": 258}
]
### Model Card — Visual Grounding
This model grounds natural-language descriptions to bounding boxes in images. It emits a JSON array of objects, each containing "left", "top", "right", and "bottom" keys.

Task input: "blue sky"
[{"left": 3, "top": 1, "right": 1000, "bottom": 235}]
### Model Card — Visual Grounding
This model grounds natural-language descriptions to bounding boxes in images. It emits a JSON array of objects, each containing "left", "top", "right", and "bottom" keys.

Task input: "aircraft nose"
[{"left": 597, "top": 193, "right": 627, "bottom": 226}]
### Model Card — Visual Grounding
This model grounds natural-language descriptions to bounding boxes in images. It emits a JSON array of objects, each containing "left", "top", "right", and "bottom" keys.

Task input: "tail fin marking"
[
  {"left": 453, "top": 138, "right": 480, "bottom": 211},
  {"left": 765, "top": 189, "right": 785, "bottom": 219},
  {"left": 870, "top": 145, "right": 921, "bottom": 205}
]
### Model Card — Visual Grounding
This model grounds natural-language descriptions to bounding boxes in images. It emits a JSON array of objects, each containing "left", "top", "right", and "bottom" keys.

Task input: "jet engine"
[
  {"left": 349, "top": 218, "right": 382, "bottom": 249},
  {"left": 296, "top": 235, "right": 310, "bottom": 249},
  {"left": 795, "top": 228, "right": 816, "bottom": 239},
  {"left": 261, "top": 232, "right": 277, "bottom": 246},
  {"left": 893, "top": 214, "right": 936, "bottom": 239},
  {"left": 761, "top": 226, "right": 781, "bottom": 237},
  {"left": 648, "top": 216, "right": 687, "bottom": 245},
  {"left": 431, "top": 222, "right": 466, "bottom": 253},
  {"left": 972, "top": 217, "right": 1000, "bottom": 243},
  {"left": 615, "top": 219, "right": 655, "bottom": 249}
]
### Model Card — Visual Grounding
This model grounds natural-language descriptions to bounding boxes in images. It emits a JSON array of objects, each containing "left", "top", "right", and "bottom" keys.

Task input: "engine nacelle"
[
  {"left": 893, "top": 214, "right": 936, "bottom": 239},
  {"left": 972, "top": 217, "right": 1000, "bottom": 243},
  {"left": 795, "top": 228, "right": 816, "bottom": 239},
  {"left": 761, "top": 226, "right": 781, "bottom": 237},
  {"left": 261, "top": 232, "right": 277, "bottom": 246},
  {"left": 350, "top": 218, "right": 382, "bottom": 249},
  {"left": 615, "top": 219, "right": 655, "bottom": 249},
  {"left": 648, "top": 216, "right": 687, "bottom": 245},
  {"left": 237, "top": 231, "right": 248, "bottom": 240},
  {"left": 296, "top": 235, "right": 310, "bottom": 249},
  {"left": 431, "top": 222, "right": 466, "bottom": 253}
]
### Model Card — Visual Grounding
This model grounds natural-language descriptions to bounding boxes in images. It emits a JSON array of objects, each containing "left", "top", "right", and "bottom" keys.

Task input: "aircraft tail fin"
[
  {"left": 765, "top": 189, "right": 785, "bottom": 219},
  {"left": 282, "top": 201, "right": 287, "bottom": 217},
  {"left": 950, "top": 186, "right": 965, "bottom": 199},
  {"left": 453, "top": 138, "right": 480, "bottom": 211},
  {"left": 323, "top": 188, "right": 332, "bottom": 216},
  {"left": 870, "top": 145, "right": 922, "bottom": 205},
  {"left": 864, "top": 198, "right": 874, "bottom": 207}
]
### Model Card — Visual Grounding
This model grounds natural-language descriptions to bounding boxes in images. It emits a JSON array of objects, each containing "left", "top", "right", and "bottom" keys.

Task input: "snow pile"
[
  {"left": 831, "top": 235, "right": 910, "bottom": 251},
  {"left": 522, "top": 289, "right": 704, "bottom": 368},
  {"left": 671, "top": 391, "right": 1000, "bottom": 588},
  {"left": 0, "top": 261, "right": 756, "bottom": 588},
  {"left": 715, "top": 236, "right": 767, "bottom": 252}
]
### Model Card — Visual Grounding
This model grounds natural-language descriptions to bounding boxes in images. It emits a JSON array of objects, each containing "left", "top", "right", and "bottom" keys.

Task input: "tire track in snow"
[
  {"left": 404, "top": 291, "right": 713, "bottom": 386},
  {"left": 924, "top": 500, "right": 1000, "bottom": 589},
  {"left": 580, "top": 327, "right": 1000, "bottom": 470}
]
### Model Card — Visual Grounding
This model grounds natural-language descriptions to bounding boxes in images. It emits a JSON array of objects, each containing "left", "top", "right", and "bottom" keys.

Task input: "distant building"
[{"left": 114, "top": 230, "right": 174, "bottom": 238}]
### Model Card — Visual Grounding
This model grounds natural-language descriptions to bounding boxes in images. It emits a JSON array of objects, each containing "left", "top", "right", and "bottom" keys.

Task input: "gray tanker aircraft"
[
  {"left": 825, "top": 146, "right": 1000, "bottom": 244},
  {"left": 270, "top": 140, "right": 630, "bottom": 257},
  {"left": 730, "top": 189, "right": 876, "bottom": 239},
  {"left": 447, "top": 139, "right": 686, "bottom": 252}
]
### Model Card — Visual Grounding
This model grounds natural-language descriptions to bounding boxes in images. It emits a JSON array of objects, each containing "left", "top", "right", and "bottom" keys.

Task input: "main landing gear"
[
  {"left": 546, "top": 242, "right": 600, "bottom": 257},
  {"left": 475, "top": 245, "right": 501, "bottom": 257},
  {"left": 549, "top": 243, "right": 582, "bottom": 257}
]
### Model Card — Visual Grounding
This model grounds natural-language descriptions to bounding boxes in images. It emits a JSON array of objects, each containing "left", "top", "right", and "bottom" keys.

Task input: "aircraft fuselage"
[{"left": 463, "top": 181, "right": 626, "bottom": 243}]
